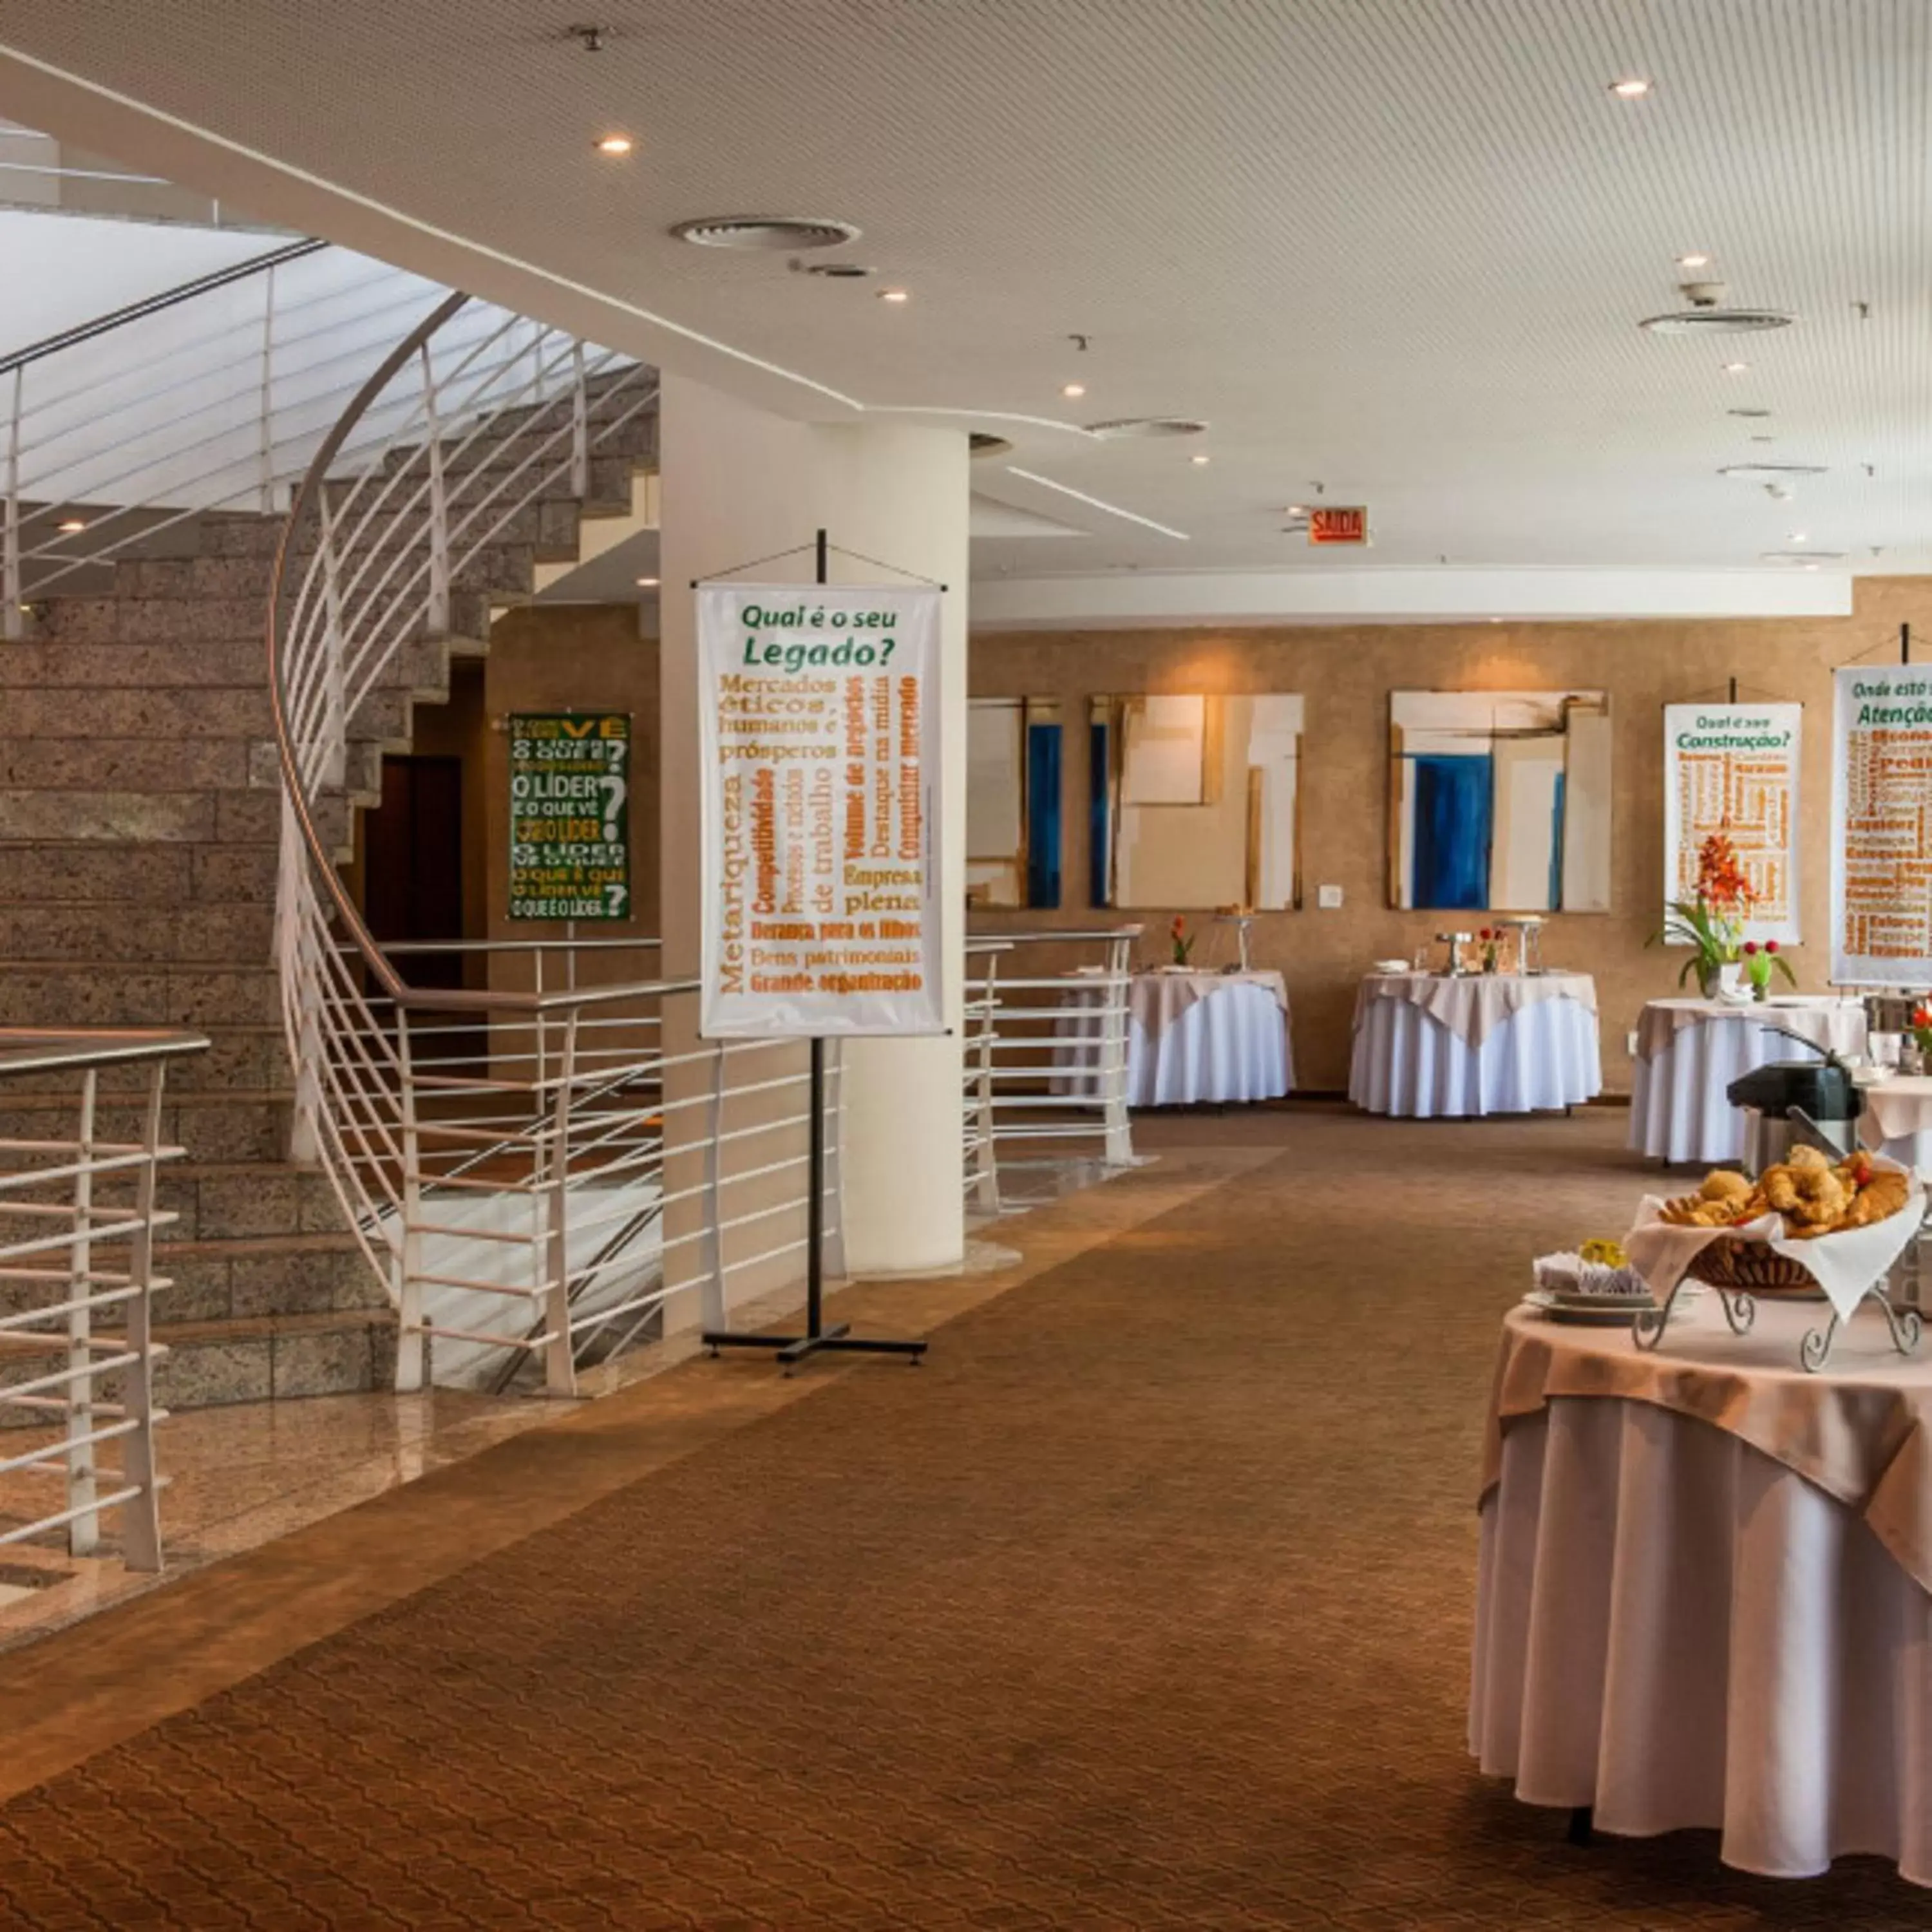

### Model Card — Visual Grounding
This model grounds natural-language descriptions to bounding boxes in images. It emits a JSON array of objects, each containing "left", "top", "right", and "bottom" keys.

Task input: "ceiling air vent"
[
  {"left": 1087, "top": 417, "right": 1208, "bottom": 440},
  {"left": 795, "top": 260, "right": 876, "bottom": 278},
  {"left": 1640, "top": 308, "right": 1793, "bottom": 336},
  {"left": 672, "top": 216, "right": 860, "bottom": 251},
  {"left": 1719, "top": 463, "right": 1827, "bottom": 479},
  {"left": 1762, "top": 550, "right": 1844, "bottom": 563}
]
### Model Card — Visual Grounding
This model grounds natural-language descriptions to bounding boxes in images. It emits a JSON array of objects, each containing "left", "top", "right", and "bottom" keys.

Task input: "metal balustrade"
[
  {"left": 963, "top": 929, "right": 1141, "bottom": 1206},
  {"left": 261, "top": 284, "right": 851, "bottom": 1396},
  {"left": 0, "top": 1028, "right": 204, "bottom": 1570},
  {"left": 311, "top": 939, "right": 837, "bottom": 1392},
  {"left": 1, "top": 239, "right": 524, "bottom": 638}
]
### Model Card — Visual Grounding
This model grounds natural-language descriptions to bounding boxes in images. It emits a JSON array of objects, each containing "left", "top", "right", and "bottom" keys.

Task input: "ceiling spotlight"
[
  {"left": 55, "top": 517, "right": 86, "bottom": 534},
  {"left": 1286, "top": 504, "right": 1307, "bottom": 516},
  {"left": 594, "top": 134, "right": 634, "bottom": 156},
  {"left": 1676, "top": 252, "right": 1711, "bottom": 269},
  {"left": 1061, "top": 382, "right": 1087, "bottom": 399},
  {"left": 636, "top": 576, "right": 659, "bottom": 587},
  {"left": 1789, "top": 532, "right": 1808, "bottom": 543},
  {"left": 878, "top": 287, "right": 910, "bottom": 303},
  {"left": 1609, "top": 77, "right": 1651, "bottom": 98},
  {"left": 1190, "top": 453, "right": 1211, "bottom": 466},
  {"left": 1723, "top": 362, "right": 1752, "bottom": 375}
]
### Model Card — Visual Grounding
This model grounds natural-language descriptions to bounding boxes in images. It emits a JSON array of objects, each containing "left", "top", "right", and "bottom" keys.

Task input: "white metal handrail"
[
  {"left": 0, "top": 1027, "right": 204, "bottom": 1572},
  {"left": 1, "top": 239, "right": 515, "bottom": 636},
  {"left": 963, "top": 927, "right": 1142, "bottom": 1186},
  {"left": 260, "top": 289, "right": 847, "bottom": 1396}
]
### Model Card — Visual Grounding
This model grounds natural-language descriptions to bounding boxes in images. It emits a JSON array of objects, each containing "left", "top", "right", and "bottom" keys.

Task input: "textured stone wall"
[{"left": 971, "top": 577, "right": 1932, "bottom": 1094}]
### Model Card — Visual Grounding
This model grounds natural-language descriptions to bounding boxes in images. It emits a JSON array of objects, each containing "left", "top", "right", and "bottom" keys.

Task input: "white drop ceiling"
[{"left": 0, "top": 0, "right": 1925, "bottom": 621}]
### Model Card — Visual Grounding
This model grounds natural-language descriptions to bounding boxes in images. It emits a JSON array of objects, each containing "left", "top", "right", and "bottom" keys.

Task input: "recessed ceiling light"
[
  {"left": 1609, "top": 77, "right": 1651, "bottom": 98},
  {"left": 594, "top": 134, "right": 634, "bottom": 156},
  {"left": 1061, "top": 382, "right": 1087, "bottom": 399},
  {"left": 55, "top": 518, "right": 86, "bottom": 533},
  {"left": 1286, "top": 504, "right": 1307, "bottom": 516},
  {"left": 1721, "top": 462, "right": 1826, "bottom": 478},
  {"left": 1723, "top": 361, "right": 1750, "bottom": 374},
  {"left": 1190, "top": 453, "right": 1211, "bottom": 466},
  {"left": 1676, "top": 252, "right": 1711, "bottom": 269},
  {"left": 636, "top": 576, "right": 659, "bottom": 587},
  {"left": 1788, "top": 532, "right": 1808, "bottom": 543},
  {"left": 878, "top": 287, "right": 910, "bottom": 303}
]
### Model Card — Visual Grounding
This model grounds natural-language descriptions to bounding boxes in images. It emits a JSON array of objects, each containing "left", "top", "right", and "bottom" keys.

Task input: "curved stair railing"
[
  {"left": 2, "top": 237, "right": 479, "bottom": 636},
  {"left": 267, "top": 292, "right": 835, "bottom": 1396}
]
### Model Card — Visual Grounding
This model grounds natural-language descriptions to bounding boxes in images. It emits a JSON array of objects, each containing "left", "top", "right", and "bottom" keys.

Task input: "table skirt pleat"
[
  {"left": 1349, "top": 996, "right": 1600, "bottom": 1117},
  {"left": 1472, "top": 1399, "right": 1932, "bottom": 1885}
]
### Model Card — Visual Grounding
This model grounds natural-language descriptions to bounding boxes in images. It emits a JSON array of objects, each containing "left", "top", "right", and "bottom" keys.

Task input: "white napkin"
[{"left": 1626, "top": 1157, "right": 1924, "bottom": 1322}]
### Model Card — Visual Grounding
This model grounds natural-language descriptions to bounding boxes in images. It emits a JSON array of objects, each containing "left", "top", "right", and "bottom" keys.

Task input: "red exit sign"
[{"left": 1308, "top": 506, "right": 1369, "bottom": 546}]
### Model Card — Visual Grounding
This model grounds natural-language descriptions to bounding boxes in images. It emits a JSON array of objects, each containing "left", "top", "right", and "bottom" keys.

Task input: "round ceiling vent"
[
  {"left": 969, "top": 433, "right": 1014, "bottom": 459},
  {"left": 1719, "top": 462, "right": 1827, "bottom": 478},
  {"left": 1639, "top": 308, "right": 1794, "bottom": 336},
  {"left": 1086, "top": 417, "right": 1208, "bottom": 440},
  {"left": 672, "top": 216, "right": 861, "bottom": 251}
]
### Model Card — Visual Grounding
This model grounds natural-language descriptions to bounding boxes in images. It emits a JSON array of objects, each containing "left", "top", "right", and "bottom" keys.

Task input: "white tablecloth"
[
  {"left": 1056, "top": 972, "right": 1293, "bottom": 1106},
  {"left": 1348, "top": 989, "right": 1601, "bottom": 1117},
  {"left": 1861, "top": 1077, "right": 1932, "bottom": 1180},
  {"left": 1628, "top": 999, "right": 1870, "bottom": 1164},
  {"left": 1473, "top": 1396, "right": 1932, "bottom": 1885}
]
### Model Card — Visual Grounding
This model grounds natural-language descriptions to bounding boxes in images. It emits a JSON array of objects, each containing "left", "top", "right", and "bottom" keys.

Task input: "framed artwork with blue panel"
[
  {"left": 967, "top": 697, "right": 1062, "bottom": 908},
  {"left": 1388, "top": 690, "right": 1611, "bottom": 912},
  {"left": 1090, "top": 694, "right": 1305, "bottom": 910}
]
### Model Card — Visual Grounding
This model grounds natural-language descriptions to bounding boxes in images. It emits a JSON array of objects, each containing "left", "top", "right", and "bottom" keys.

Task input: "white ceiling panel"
[{"left": 0, "top": 0, "right": 1928, "bottom": 593}]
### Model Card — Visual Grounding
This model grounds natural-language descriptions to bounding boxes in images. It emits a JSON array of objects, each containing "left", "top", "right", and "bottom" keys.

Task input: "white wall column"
[{"left": 660, "top": 376, "right": 968, "bottom": 1282}]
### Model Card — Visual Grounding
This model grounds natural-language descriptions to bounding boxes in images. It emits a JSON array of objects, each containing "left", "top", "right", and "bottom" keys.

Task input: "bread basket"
[{"left": 1686, "top": 1235, "right": 1822, "bottom": 1296}]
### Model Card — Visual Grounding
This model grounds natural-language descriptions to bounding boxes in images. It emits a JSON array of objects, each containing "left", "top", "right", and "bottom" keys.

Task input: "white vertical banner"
[
  {"left": 1831, "top": 664, "right": 1932, "bottom": 985},
  {"left": 697, "top": 582, "right": 945, "bottom": 1037},
  {"left": 1662, "top": 703, "right": 1801, "bottom": 945}
]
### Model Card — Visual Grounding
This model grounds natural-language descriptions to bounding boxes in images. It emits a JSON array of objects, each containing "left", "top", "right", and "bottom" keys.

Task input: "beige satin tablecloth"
[
  {"left": 1352, "top": 971, "right": 1597, "bottom": 1050},
  {"left": 1485, "top": 1298, "right": 1932, "bottom": 1593}
]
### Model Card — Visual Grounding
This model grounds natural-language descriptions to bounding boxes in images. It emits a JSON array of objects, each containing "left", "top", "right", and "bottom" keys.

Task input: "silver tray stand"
[{"left": 1633, "top": 1274, "right": 1924, "bottom": 1373}]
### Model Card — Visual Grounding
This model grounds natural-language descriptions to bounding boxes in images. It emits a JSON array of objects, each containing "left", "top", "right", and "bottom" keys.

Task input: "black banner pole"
[{"left": 703, "top": 526, "right": 928, "bottom": 1374}]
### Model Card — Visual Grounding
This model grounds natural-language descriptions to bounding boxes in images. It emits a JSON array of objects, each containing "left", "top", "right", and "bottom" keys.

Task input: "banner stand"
[{"left": 699, "top": 528, "right": 931, "bottom": 1375}]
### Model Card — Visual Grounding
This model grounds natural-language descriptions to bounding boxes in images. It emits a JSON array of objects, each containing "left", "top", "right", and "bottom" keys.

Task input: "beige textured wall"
[{"left": 971, "top": 578, "right": 1932, "bottom": 1094}]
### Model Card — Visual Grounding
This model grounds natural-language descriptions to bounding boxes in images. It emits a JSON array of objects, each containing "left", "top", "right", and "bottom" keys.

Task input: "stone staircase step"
[
  {"left": 149, "top": 1307, "right": 399, "bottom": 1410},
  {"left": 151, "top": 1160, "right": 348, "bottom": 1242},
  {"left": 156, "top": 1230, "right": 386, "bottom": 1325},
  {"left": 0, "top": 1086, "right": 294, "bottom": 1164},
  {"left": 0, "top": 961, "right": 280, "bottom": 1029}
]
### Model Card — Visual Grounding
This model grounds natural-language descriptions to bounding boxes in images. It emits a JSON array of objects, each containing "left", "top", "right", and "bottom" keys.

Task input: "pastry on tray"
[{"left": 1657, "top": 1148, "right": 1910, "bottom": 1240}]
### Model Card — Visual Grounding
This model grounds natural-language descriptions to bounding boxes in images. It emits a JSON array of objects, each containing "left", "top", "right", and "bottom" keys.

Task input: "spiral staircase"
[{"left": 0, "top": 239, "right": 664, "bottom": 1408}]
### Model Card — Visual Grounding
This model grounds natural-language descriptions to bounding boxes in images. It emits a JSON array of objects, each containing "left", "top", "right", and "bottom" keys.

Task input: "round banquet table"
[
  {"left": 1627, "top": 997, "right": 1868, "bottom": 1165},
  {"left": 1056, "top": 968, "right": 1293, "bottom": 1106},
  {"left": 1473, "top": 1298, "right": 1932, "bottom": 1887},
  {"left": 1861, "top": 1075, "right": 1932, "bottom": 1180},
  {"left": 1347, "top": 972, "right": 1600, "bottom": 1118}
]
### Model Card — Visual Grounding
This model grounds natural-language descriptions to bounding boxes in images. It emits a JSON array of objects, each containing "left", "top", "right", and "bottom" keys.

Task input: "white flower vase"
[{"left": 1719, "top": 962, "right": 1744, "bottom": 998}]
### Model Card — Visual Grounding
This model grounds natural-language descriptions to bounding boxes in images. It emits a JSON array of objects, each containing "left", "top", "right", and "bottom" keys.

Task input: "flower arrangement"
[
  {"left": 1741, "top": 938, "right": 1795, "bottom": 1001},
  {"left": 1169, "top": 913, "right": 1194, "bottom": 967},
  {"left": 1912, "top": 1003, "right": 1932, "bottom": 1060},
  {"left": 1477, "top": 927, "right": 1501, "bottom": 974},
  {"left": 1651, "top": 828, "right": 1757, "bottom": 996}
]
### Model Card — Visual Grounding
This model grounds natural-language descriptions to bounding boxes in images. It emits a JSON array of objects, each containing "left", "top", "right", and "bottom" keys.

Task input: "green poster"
[{"left": 506, "top": 712, "right": 631, "bottom": 920}]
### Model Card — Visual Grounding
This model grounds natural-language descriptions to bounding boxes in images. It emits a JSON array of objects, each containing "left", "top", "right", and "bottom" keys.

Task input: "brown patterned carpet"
[{"left": 1, "top": 1105, "right": 1926, "bottom": 1928}]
